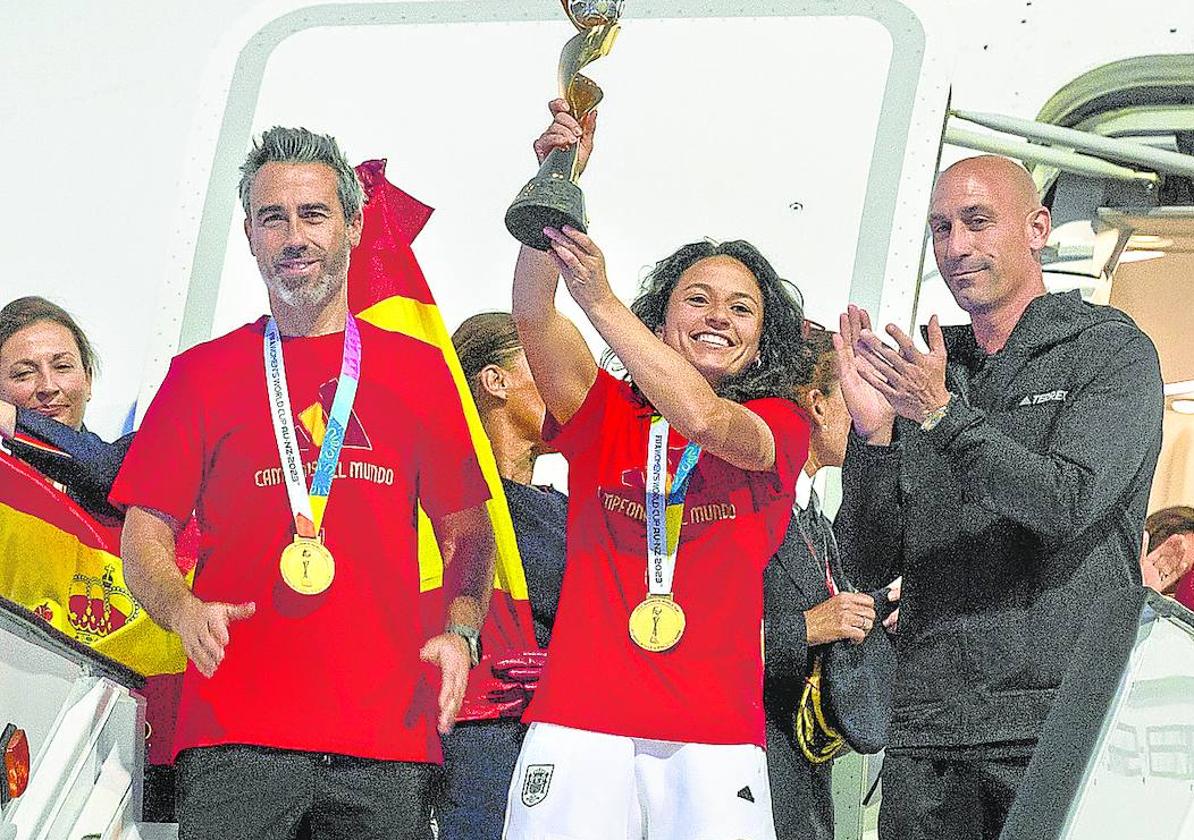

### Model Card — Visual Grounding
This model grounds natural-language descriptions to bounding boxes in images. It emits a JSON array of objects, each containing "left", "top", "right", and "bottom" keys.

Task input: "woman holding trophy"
[{"left": 503, "top": 91, "right": 812, "bottom": 839}]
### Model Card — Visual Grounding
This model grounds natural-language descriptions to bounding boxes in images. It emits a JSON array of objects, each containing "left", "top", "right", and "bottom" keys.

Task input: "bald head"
[
  {"left": 927, "top": 155, "right": 1050, "bottom": 320},
  {"left": 934, "top": 156, "right": 1042, "bottom": 216}
]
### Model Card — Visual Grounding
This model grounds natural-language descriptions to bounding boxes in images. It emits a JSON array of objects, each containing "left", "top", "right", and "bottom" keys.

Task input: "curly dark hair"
[{"left": 606, "top": 239, "right": 812, "bottom": 403}]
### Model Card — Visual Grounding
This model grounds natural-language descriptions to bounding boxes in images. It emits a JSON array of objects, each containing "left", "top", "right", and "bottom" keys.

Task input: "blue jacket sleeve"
[{"left": 8, "top": 408, "right": 134, "bottom": 518}]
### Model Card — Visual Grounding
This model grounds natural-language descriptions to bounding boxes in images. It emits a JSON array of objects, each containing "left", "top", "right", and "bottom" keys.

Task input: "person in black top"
[
  {"left": 763, "top": 325, "right": 888, "bottom": 839},
  {"left": 436, "top": 311, "right": 568, "bottom": 840},
  {"left": 835, "top": 156, "right": 1163, "bottom": 839},
  {"left": 0, "top": 296, "right": 133, "bottom": 521}
]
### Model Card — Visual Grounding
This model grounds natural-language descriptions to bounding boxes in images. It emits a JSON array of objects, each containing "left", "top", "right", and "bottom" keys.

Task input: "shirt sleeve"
[
  {"left": 837, "top": 427, "right": 905, "bottom": 590},
  {"left": 109, "top": 355, "right": 206, "bottom": 523},
  {"left": 414, "top": 351, "right": 490, "bottom": 522},
  {"left": 743, "top": 397, "right": 810, "bottom": 496},
  {"left": 541, "top": 369, "right": 625, "bottom": 459}
]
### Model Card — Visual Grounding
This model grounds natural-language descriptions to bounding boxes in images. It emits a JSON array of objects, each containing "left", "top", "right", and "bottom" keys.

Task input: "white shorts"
[{"left": 501, "top": 722, "right": 777, "bottom": 840}]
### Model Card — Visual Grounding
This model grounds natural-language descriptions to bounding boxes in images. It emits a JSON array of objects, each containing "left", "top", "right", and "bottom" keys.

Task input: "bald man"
[{"left": 831, "top": 156, "right": 1163, "bottom": 839}]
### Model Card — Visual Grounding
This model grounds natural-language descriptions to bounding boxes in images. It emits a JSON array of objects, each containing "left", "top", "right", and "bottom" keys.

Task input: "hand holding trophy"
[{"left": 505, "top": 0, "right": 625, "bottom": 250}]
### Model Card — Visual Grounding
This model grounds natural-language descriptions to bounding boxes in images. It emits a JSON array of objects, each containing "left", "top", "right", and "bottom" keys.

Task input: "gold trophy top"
[
  {"left": 562, "top": 0, "right": 625, "bottom": 30},
  {"left": 558, "top": 0, "right": 624, "bottom": 121}
]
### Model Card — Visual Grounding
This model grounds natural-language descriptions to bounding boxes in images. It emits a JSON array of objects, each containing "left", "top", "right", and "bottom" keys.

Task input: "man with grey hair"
[
  {"left": 833, "top": 155, "right": 1163, "bottom": 839},
  {"left": 114, "top": 126, "right": 495, "bottom": 838}
]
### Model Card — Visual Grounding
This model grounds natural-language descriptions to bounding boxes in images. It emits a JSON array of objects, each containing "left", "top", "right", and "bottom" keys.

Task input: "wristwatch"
[
  {"left": 447, "top": 623, "right": 482, "bottom": 668},
  {"left": 920, "top": 394, "right": 954, "bottom": 432}
]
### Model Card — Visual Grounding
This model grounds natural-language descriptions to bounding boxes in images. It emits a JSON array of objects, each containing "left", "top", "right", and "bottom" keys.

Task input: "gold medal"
[
  {"left": 279, "top": 536, "right": 335, "bottom": 595},
  {"left": 628, "top": 595, "right": 686, "bottom": 652}
]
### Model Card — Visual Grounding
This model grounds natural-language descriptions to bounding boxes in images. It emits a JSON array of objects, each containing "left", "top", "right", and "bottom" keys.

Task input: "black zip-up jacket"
[{"left": 838, "top": 291, "right": 1163, "bottom": 750}]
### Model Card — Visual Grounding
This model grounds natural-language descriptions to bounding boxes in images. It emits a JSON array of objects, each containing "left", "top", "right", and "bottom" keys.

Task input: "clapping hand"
[
  {"left": 853, "top": 314, "right": 952, "bottom": 424},
  {"left": 834, "top": 305, "right": 897, "bottom": 444}
]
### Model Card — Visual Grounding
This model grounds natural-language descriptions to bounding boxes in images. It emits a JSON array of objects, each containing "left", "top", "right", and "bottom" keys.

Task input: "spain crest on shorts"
[{"left": 521, "top": 763, "right": 554, "bottom": 807}]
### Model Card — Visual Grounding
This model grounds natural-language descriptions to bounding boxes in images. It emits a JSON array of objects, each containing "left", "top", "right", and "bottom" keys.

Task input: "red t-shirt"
[
  {"left": 110, "top": 318, "right": 488, "bottom": 762},
  {"left": 525, "top": 370, "right": 808, "bottom": 746}
]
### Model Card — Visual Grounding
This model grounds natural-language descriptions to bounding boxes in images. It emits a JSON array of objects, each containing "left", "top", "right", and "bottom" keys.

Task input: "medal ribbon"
[
  {"left": 264, "top": 314, "right": 361, "bottom": 538},
  {"left": 645, "top": 415, "right": 701, "bottom": 597}
]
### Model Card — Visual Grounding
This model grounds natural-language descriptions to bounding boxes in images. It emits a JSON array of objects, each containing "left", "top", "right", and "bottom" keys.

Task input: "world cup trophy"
[{"left": 504, "top": 0, "right": 625, "bottom": 250}]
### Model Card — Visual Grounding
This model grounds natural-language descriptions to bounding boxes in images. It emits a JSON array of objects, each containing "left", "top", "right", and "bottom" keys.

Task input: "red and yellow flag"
[
  {"left": 0, "top": 451, "right": 189, "bottom": 676},
  {"left": 348, "top": 161, "right": 539, "bottom": 680},
  {"left": 0, "top": 452, "right": 196, "bottom": 763}
]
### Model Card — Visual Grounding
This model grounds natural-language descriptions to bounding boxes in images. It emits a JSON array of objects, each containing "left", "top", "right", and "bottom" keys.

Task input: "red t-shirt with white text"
[
  {"left": 525, "top": 371, "right": 808, "bottom": 745},
  {"left": 110, "top": 318, "right": 488, "bottom": 762}
]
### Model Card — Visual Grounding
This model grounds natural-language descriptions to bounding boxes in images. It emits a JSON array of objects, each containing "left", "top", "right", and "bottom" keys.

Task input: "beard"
[
  {"left": 263, "top": 243, "right": 350, "bottom": 308},
  {"left": 269, "top": 269, "right": 343, "bottom": 307}
]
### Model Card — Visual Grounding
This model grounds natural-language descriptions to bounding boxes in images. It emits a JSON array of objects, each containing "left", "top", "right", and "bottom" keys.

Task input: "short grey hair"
[{"left": 238, "top": 126, "right": 365, "bottom": 222}]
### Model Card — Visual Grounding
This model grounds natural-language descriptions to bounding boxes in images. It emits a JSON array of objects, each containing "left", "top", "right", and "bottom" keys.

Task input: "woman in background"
[
  {"left": 436, "top": 312, "right": 568, "bottom": 840},
  {"left": 0, "top": 295, "right": 132, "bottom": 521},
  {"left": 763, "top": 325, "right": 892, "bottom": 839},
  {"left": 1142, "top": 505, "right": 1194, "bottom": 609}
]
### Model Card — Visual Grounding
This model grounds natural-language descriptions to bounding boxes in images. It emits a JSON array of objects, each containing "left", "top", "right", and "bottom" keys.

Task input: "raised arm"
[
  {"left": 856, "top": 316, "right": 1164, "bottom": 544},
  {"left": 542, "top": 225, "right": 779, "bottom": 471},
  {"left": 515, "top": 101, "right": 780, "bottom": 471},
  {"left": 584, "top": 268, "right": 776, "bottom": 471},
  {"left": 513, "top": 246, "right": 598, "bottom": 425},
  {"left": 511, "top": 100, "right": 599, "bottom": 425}
]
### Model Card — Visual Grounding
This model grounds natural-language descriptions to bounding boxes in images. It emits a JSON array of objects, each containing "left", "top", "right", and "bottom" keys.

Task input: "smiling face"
[
  {"left": 928, "top": 156, "right": 1050, "bottom": 316},
  {"left": 0, "top": 320, "right": 92, "bottom": 430},
  {"left": 243, "top": 161, "right": 363, "bottom": 310},
  {"left": 655, "top": 255, "right": 764, "bottom": 386}
]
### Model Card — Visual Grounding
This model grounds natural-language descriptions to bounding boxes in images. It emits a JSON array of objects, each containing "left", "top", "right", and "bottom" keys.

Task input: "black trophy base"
[{"left": 505, "top": 174, "right": 587, "bottom": 251}]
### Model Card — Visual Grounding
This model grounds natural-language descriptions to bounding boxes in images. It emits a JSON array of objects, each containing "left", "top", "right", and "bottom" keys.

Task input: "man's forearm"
[
  {"left": 121, "top": 506, "right": 194, "bottom": 632},
  {"left": 437, "top": 506, "right": 496, "bottom": 630}
]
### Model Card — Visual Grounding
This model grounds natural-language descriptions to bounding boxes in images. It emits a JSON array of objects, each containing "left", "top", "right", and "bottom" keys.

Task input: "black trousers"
[
  {"left": 175, "top": 745, "right": 436, "bottom": 840},
  {"left": 765, "top": 718, "right": 834, "bottom": 840},
  {"left": 879, "top": 749, "right": 1031, "bottom": 840}
]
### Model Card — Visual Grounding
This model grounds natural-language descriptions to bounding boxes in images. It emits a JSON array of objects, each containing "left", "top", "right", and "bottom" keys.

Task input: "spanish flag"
[
  {"left": 349, "top": 160, "right": 540, "bottom": 718},
  {"left": 0, "top": 450, "right": 194, "bottom": 762},
  {"left": 0, "top": 451, "right": 188, "bottom": 674}
]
